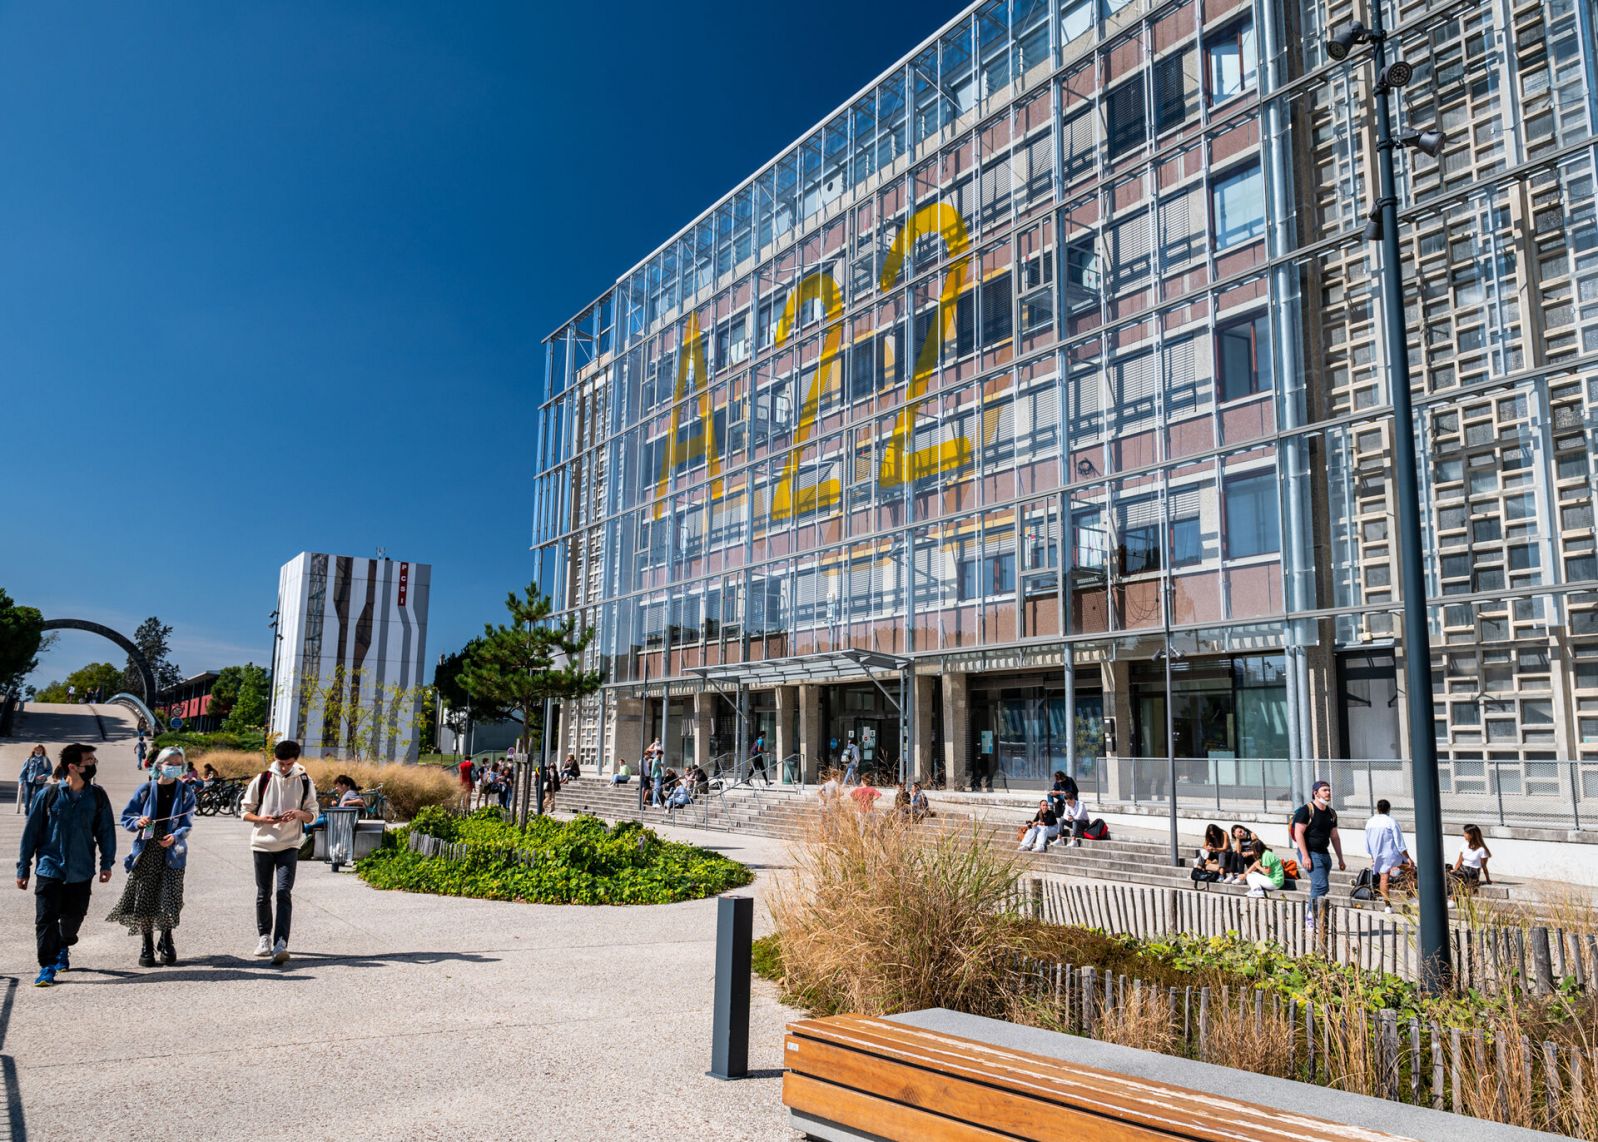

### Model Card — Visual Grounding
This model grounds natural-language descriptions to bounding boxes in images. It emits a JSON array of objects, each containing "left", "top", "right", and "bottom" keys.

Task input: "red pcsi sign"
[{"left": 398, "top": 562, "right": 410, "bottom": 606}]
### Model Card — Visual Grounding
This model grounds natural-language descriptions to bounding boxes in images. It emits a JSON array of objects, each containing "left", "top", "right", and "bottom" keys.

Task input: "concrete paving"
[{"left": 2, "top": 705, "right": 801, "bottom": 1141}]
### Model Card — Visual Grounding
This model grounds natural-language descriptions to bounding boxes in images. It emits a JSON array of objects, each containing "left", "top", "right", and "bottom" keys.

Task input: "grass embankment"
[
  {"left": 757, "top": 801, "right": 1598, "bottom": 1138},
  {"left": 200, "top": 750, "right": 458, "bottom": 820},
  {"left": 357, "top": 806, "right": 753, "bottom": 905}
]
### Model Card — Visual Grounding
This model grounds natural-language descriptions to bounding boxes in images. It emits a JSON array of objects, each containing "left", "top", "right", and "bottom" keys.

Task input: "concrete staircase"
[{"left": 552, "top": 778, "right": 1511, "bottom": 903}]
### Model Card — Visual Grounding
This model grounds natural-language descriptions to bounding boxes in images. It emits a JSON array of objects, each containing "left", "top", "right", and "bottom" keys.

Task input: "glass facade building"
[{"left": 535, "top": 0, "right": 1598, "bottom": 817}]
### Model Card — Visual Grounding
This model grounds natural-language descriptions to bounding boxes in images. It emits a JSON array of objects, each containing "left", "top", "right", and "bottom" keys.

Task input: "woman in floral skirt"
[{"left": 107, "top": 746, "right": 197, "bottom": 966}]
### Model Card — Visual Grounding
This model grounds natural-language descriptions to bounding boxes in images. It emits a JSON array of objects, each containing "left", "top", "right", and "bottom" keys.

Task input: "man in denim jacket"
[{"left": 16, "top": 743, "right": 117, "bottom": 987}]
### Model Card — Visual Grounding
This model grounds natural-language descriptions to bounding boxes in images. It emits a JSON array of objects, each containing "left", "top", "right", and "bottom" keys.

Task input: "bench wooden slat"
[
  {"left": 785, "top": 1035, "right": 1168, "bottom": 1142},
  {"left": 783, "top": 1072, "right": 1019, "bottom": 1142},
  {"left": 786, "top": 1016, "right": 1414, "bottom": 1142}
]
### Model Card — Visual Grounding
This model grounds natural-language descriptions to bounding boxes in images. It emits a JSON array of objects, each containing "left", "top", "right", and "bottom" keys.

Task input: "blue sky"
[{"left": 1, "top": 0, "right": 965, "bottom": 688}]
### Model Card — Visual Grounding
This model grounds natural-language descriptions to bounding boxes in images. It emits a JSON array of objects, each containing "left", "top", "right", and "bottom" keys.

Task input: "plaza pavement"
[{"left": 1, "top": 705, "right": 801, "bottom": 1142}]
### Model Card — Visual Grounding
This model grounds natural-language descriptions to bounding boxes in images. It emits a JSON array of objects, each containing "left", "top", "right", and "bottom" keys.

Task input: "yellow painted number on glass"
[
  {"left": 651, "top": 313, "right": 721, "bottom": 520},
  {"left": 770, "top": 270, "right": 845, "bottom": 522},
  {"left": 877, "top": 202, "right": 973, "bottom": 487}
]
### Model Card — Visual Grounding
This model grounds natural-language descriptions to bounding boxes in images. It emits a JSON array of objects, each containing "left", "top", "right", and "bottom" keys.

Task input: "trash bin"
[{"left": 325, "top": 807, "right": 359, "bottom": 872}]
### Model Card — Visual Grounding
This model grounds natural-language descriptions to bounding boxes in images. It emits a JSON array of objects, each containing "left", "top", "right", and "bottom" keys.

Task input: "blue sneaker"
[
  {"left": 34, "top": 966, "right": 56, "bottom": 987},
  {"left": 53, "top": 947, "right": 70, "bottom": 973}
]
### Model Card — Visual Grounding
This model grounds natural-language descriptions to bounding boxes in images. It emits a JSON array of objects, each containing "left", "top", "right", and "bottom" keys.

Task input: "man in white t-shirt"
[{"left": 1362, "top": 799, "right": 1410, "bottom": 913}]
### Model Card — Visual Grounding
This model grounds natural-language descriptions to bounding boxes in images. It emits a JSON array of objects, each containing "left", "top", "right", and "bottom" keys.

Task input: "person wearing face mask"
[
  {"left": 107, "top": 747, "right": 198, "bottom": 966},
  {"left": 241, "top": 740, "right": 319, "bottom": 964},
  {"left": 1292, "top": 779, "right": 1346, "bottom": 934},
  {"left": 15, "top": 743, "right": 117, "bottom": 987}
]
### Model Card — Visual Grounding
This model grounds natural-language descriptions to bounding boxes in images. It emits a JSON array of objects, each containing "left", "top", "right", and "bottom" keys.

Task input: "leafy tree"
[
  {"left": 122, "top": 615, "right": 184, "bottom": 694},
  {"left": 213, "top": 663, "right": 270, "bottom": 733},
  {"left": 433, "top": 639, "right": 508, "bottom": 753},
  {"left": 36, "top": 680, "right": 69, "bottom": 703},
  {"left": 290, "top": 663, "right": 427, "bottom": 760},
  {"left": 460, "top": 582, "right": 604, "bottom": 760},
  {"left": 36, "top": 662, "right": 123, "bottom": 703},
  {"left": 0, "top": 588, "right": 45, "bottom": 693}
]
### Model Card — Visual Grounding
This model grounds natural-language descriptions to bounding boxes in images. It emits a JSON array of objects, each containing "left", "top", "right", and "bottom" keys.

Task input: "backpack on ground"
[
  {"left": 1350, "top": 867, "right": 1376, "bottom": 901},
  {"left": 1280, "top": 857, "right": 1300, "bottom": 880},
  {"left": 1081, "top": 818, "right": 1110, "bottom": 841},
  {"left": 1190, "top": 866, "right": 1221, "bottom": 884}
]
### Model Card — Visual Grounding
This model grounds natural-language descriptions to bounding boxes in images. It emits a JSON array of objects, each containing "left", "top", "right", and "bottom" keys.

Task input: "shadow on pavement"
[
  {"left": 1, "top": 975, "right": 27, "bottom": 1141},
  {"left": 57, "top": 948, "right": 500, "bottom": 986}
]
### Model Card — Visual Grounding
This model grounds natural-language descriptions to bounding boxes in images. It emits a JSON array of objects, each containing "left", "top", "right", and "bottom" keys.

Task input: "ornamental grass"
[{"left": 198, "top": 749, "right": 457, "bottom": 820}]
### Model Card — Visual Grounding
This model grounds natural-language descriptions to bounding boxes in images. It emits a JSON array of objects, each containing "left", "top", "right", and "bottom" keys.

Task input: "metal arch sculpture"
[{"left": 39, "top": 618, "right": 158, "bottom": 704}]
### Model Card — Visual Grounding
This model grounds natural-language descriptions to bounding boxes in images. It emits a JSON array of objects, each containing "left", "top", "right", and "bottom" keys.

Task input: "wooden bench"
[{"left": 783, "top": 1013, "right": 1410, "bottom": 1141}]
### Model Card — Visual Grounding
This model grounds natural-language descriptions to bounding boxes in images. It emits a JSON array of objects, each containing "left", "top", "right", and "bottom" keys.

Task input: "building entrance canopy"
[{"left": 684, "top": 648, "right": 909, "bottom": 689}]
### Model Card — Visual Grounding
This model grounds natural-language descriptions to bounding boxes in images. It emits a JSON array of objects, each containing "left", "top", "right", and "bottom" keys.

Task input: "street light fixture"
[{"left": 1325, "top": 11, "right": 1452, "bottom": 993}]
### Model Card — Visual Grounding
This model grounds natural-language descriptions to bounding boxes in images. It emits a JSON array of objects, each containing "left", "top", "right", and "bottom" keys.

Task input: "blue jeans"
[{"left": 1307, "top": 851, "right": 1332, "bottom": 916}]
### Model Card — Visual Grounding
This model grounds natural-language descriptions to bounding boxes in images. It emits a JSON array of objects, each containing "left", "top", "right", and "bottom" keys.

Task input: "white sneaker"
[
  {"left": 271, "top": 939, "right": 290, "bottom": 965},
  {"left": 1384, "top": 905, "right": 1394, "bottom": 914},
  {"left": 1247, "top": 888, "right": 1265, "bottom": 898},
  {"left": 254, "top": 935, "right": 272, "bottom": 958}
]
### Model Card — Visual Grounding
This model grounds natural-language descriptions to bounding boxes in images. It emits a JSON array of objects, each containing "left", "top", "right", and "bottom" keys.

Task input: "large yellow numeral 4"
[
  {"left": 770, "top": 270, "right": 844, "bottom": 522},
  {"left": 878, "top": 202, "right": 974, "bottom": 487},
  {"left": 651, "top": 313, "right": 721, "bottom": 520}
]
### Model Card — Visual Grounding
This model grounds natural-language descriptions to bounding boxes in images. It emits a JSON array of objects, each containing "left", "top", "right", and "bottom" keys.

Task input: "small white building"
[{"left": 270, "top": 552, "right": 431, "bottom": 762}]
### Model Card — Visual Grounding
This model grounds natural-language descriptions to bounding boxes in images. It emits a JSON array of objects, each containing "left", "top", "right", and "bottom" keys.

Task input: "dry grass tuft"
[
  {"left": 200, "top": 749, "right": 457, "bottom": 820},
  {"left": 770, "top": 800, "right": 1027, "bottom": 1018},
  {"left": 1097, "top": 985, "right": 1181, "bottom": 1056}
]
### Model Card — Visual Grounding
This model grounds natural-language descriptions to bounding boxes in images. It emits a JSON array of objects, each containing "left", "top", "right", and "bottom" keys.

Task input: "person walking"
[
  {"left": 1362, "top": 799, "right": 1411, "bottom": 913},
  {"left": 15, "top": 743, "right": 116, "bottom": 987},
  {"left": 18, "top": 745, "right": 52, "bottom": 815},
  {"left": 842, "top": 740, "right": 861, "bottom": 785},
  {"left": 107, "top": 747, "right": 197, "bottom": 966},
  {"left": 1292, "top": 780, "right": 1345, "bottom": 934},
  {"left": 241, "top": 740, "right": 319, "bottom": 965},
  {"left": 135, "top": 730, "right": 147, "bottom": 771},
  {"left": 650, "top": 749, "right": 665, "bottom": 808}
]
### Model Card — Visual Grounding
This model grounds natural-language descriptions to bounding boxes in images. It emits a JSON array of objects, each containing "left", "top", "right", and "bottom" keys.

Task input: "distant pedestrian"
[
  {"left": 1292, "top": 780, "right": 1345, "bottom": 933},
  {"left": 650, "top": 750, "right": 664, "bottom": 808},
  {"left": 107, "top": 747, "right": 196, "bottom": 967},
  {"left": 18, "top": 745, "right": 52, "bottom": 815},
  {"left": 16, "top": 743, "right": 116, "bottom": 987},
  {"left": 457, "top": 755, "right": 475, "bottom": 812},
  {"left": 842, "top": 741, "right": 861, "bottom": 785},
  {"left": 135, "top": 731, "right": 147, "bottom": 771},
  {"left": 542, "top": 761, "right": 560, "bottom": 814},
  {"left": 241, "top": 740, "right": 319, "bottom": 965},
  {"left": 66, "top": 685, "right": 76, "bottom": 704}
]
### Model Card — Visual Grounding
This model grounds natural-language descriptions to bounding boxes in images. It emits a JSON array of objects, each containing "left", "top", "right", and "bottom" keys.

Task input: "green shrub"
[{"left": 357, "top": 810, "right": 752, "bottom": 906}]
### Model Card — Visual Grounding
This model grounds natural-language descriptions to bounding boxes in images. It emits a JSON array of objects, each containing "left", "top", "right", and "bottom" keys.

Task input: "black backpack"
[
  {"left": 254, "top": 770, "right": 312, "bottom": 810},
  {"left": 1350, "top": 867, "right": 1377, "bottom": 901}
]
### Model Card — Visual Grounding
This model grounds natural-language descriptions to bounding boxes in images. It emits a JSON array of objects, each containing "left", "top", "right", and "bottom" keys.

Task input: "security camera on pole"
[{"left": 1322, "top": 9, "right": 1451, "bottom": 993}]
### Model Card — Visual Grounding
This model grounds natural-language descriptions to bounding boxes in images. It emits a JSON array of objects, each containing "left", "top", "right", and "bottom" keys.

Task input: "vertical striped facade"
[{"left": 270, "top": 552, "right": 432, "bottom": 762}]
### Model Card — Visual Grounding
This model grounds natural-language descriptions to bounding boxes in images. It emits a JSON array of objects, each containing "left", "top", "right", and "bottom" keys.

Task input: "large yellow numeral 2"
[
  {"left": 770, "top": 270, "right": 844, "bottom": 522},
  {"left": 878, "top": 202, "right": 974, "bottom": 487},
  {"left": 651, "top": 313, "right": 721, "bottom": 520}
]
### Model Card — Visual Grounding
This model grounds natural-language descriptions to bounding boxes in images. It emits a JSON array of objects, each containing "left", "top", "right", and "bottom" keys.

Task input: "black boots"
[{"left": 139, "top": 930, "right": 177, "bottom": 967}]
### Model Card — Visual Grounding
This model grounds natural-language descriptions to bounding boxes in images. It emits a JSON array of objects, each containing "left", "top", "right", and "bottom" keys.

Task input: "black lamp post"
[{"left": 1326, "top": 7, "right": 1451, "bottom": 992}]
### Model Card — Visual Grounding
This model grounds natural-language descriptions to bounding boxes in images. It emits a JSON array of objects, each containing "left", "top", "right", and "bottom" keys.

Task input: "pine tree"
[{"left": 460, "top": 583, "right": 603, "bottom": 760}]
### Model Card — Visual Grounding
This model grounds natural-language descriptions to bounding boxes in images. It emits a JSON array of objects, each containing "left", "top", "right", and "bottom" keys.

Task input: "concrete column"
[
  {"left": 694, "top": 690, "right": 714, "bottom": 771},
  {"left": 1105, "top": 659, "right": 1134, "bottom": 803},
  {"left": 798, "top": 684, "right": 824, "bottom": 782},
  {"left": 775, "top": 685, "right": 797, "bottom": 781},
  {"left": 608, "top": 697, "right": 646, "bottom": 777},
  {"left": 942, "top": 671, "right": 971, "bottom": 791},
  {"left": 1303, "top": 622, "right": 1340, "bottom": 762},
  {"left": 915, "top": 674, "right": 936, "bottom": 785}
]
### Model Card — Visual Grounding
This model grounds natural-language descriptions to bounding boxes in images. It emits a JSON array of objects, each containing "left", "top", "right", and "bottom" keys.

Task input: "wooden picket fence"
[
  {"left": 406, "top": 829, "right": 544, "bottom": 868},
  {"left": 1010, "top": 876, "right": 1598, "bottom": 996},
  {"left": 1008, "top": 954, "right": 1598, "bottom": 1131}
]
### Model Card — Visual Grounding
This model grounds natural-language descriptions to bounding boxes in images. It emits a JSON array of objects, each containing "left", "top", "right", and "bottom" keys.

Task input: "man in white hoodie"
[{"left": 241, "top": 740, "right": 319, "bottom": 964}]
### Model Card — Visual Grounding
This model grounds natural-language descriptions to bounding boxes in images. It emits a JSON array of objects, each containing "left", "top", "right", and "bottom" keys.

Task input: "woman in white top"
[{"left": 1449, "top": 823, "right": 1492, "bottom": 891}]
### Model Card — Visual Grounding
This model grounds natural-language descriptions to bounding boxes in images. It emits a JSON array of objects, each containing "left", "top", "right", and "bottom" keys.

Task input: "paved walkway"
[{"left": 2, "top": 706, "right": 800, "bottom": 1141}]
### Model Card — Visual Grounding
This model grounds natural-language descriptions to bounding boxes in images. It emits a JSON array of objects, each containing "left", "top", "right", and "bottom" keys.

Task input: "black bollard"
[{"left": 709, "top": 894, "right": 753, "bottom": 1079}]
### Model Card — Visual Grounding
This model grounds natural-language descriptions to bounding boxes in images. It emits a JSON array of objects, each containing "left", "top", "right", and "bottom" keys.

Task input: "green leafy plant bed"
[
  {"left": 357, "top": 806, "right": 753, "bottom": 905},
  {"left": 153, "top": 730, "right": 266, "bottom": 754}
]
